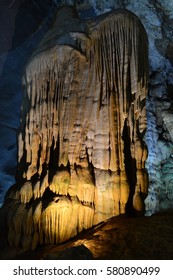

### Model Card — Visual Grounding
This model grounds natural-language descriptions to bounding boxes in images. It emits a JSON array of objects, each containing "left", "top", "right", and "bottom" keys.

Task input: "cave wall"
[
  {"left": 0, "top": 0, "right": 173, "bottom": 251},
  {"left": 0, "top": 1, "right": 173, "bottom": 214},
  {"left": 0, "top": 0, "right": 53, "bottom": 206}
]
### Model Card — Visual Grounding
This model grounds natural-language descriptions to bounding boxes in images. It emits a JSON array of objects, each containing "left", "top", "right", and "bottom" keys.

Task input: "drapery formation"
[{"left": 2, "top": 6, "right": 148, "bottom": 251}]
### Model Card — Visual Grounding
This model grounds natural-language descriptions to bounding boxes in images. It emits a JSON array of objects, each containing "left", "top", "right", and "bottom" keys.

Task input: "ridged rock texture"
[{"left": 2, "top": 6, "right": 148, "bottom": 251}]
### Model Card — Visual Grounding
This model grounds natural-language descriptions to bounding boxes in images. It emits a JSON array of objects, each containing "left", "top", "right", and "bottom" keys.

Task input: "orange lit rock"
[{"left": 2, "top": 6, "right": 148, "bottom": 251}]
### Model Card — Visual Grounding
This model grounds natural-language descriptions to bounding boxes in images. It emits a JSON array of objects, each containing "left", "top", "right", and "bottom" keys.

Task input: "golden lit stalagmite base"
[{"left": 1, "top": 5, "right": 148, "bottom": 252}]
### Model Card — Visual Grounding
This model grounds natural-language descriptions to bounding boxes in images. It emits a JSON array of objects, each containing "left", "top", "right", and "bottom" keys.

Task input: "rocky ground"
[{"left": 1, "top": 210, "right": 173, "bottom": 260}]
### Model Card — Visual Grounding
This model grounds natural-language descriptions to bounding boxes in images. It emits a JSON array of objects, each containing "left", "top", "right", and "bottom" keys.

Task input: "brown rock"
[{"left": 2, "top": 6, "right": 148, "bottom": 252}]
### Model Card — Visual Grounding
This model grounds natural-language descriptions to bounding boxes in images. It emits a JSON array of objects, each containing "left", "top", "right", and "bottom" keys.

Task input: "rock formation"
[{"left": 1, "top": 5, "right": 148, "bottom": 251}]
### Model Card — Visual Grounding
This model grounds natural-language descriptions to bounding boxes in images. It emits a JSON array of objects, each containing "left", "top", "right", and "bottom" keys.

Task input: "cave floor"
[{"left": 1, "top": 210, "right": 173, "bottom": 260}]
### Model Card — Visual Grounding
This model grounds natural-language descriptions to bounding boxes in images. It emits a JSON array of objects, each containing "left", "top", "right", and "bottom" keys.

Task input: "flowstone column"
[{"left": 1, "top": 5, "right": 148, "bottom": 251}]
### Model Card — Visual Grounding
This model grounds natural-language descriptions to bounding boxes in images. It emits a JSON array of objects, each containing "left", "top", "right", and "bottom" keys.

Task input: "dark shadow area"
[
  {"left": 43, "top": 244, "right": 93, "bottom": 260},
  {"left": 0, "top": 1, "right": 54, "bottom": 203},
  {"left": 122, "top": 119, "right": 137, "bottom": 217}
]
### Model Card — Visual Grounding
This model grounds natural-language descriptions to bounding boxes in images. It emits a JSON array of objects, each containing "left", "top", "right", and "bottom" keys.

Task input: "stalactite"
[{"left": 2, "top": 6, "right": 148, "bottom": 252}]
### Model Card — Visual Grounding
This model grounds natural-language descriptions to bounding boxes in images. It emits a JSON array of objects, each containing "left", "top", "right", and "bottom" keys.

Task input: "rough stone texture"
[
  {"left": 0, "top": 0, "right": 173, "bottom": 214},
  {"left": 1, "top": 6, "right": 148, "bottom": 251},
  {"left": 1, "top": 210, "right": 173, "bottom": 260},
  {"left": 85, "top": 0, "right": 173, "bottom": 216},
  {"left": 41, "top": 210, "right": 173, "bottom": 260},
  {"left": 70, "top": 0, "right": 173, "bottom": 217},
  {"left": 1, "top": 0, "right": 173, "bottom": 258}
]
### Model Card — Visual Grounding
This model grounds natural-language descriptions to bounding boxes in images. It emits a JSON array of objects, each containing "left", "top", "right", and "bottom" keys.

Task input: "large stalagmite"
[{"left": 1, "top": 6, "right": 148, "bottom": 251}]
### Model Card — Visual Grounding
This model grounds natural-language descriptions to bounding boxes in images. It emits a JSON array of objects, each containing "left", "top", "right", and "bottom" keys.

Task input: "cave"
[{"left": 0, "top": 0, "right": 173, "bottom": 260}]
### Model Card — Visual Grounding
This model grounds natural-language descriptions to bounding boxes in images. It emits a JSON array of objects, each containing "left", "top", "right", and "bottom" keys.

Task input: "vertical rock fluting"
[{"left": 2, "top": 6, "right": 148, "bottom": 251}]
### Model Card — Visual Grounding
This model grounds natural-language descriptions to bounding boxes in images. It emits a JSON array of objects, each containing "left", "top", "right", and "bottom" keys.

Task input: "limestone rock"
[{"left": 2, "top": 6, "right": 148, "bottom": 252}]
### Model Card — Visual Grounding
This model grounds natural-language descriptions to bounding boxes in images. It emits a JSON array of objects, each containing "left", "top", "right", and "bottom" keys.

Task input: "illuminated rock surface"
[
  {"left": 0, "top": 0, "right": 173, "bottom": 260},
  {"left": 39, "top": 210, "right": 173, "bottom": 260},
  {"left": 1, "top": 1, "right": 173, "bottom": 215},
  {"left": 0, "top": 210, "right": 173, "bottom": 260},
  {"left": 0, "top": 6, "right": 148, "bottom": 251}
]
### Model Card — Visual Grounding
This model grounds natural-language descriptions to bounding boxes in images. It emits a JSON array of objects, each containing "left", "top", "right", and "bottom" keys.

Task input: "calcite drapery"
[{"left": 3, "top": 6, "right": 148, "bottom": 251}]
